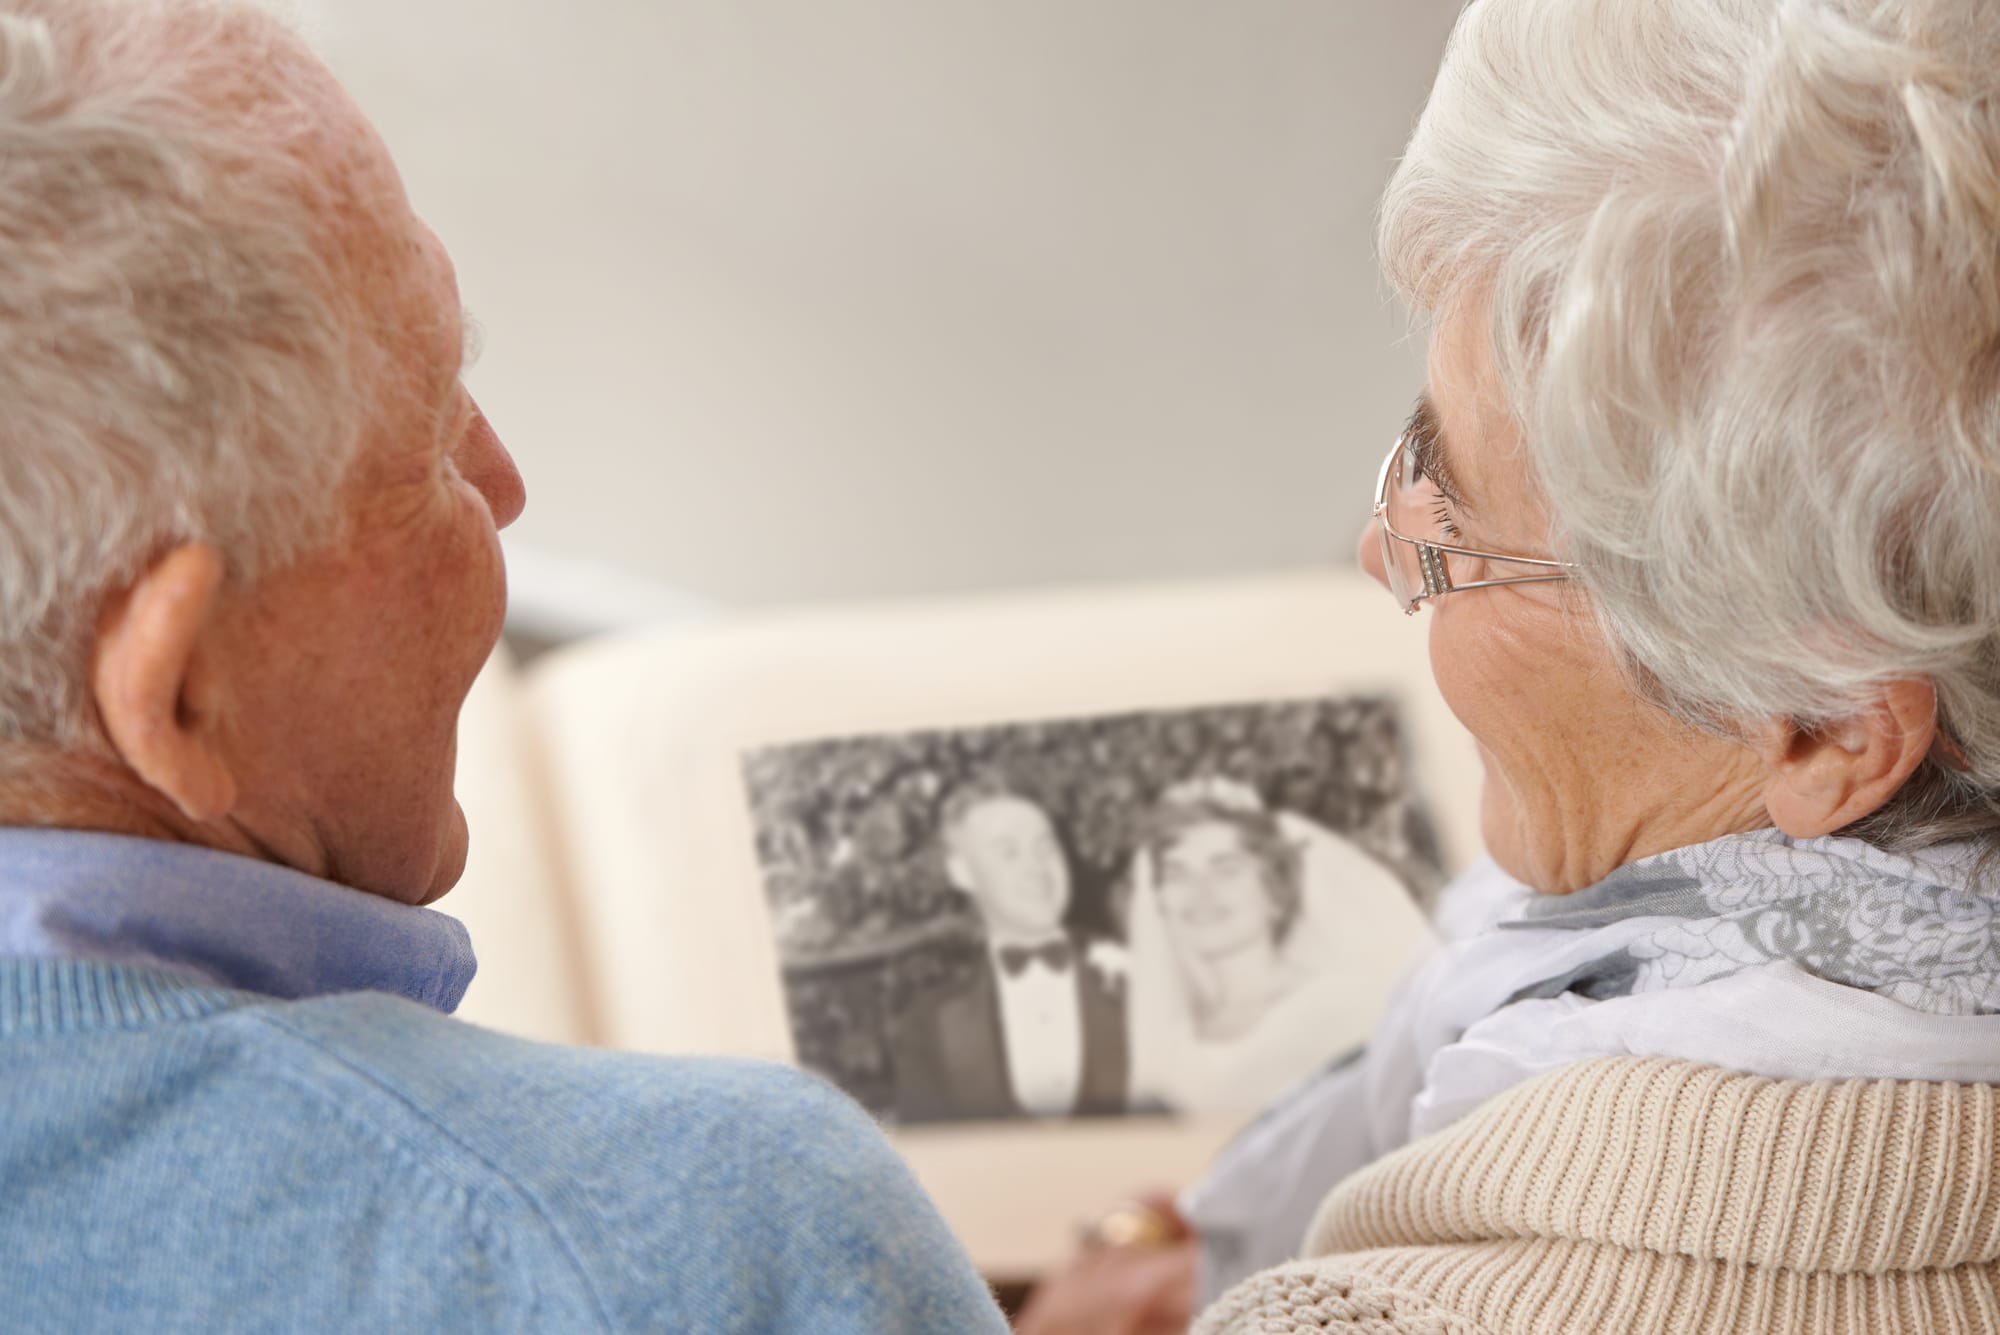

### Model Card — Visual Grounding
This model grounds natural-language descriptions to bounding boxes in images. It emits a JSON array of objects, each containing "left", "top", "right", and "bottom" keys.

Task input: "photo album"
[{"left": 447, "top": 570, "right": 1483, "bottom": 1275}]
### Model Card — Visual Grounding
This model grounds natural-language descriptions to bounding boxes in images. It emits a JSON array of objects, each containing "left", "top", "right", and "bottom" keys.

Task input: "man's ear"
[
  {"left": 944, "top": 847, "right": 975, "bottom": 895},
  {"left": 1757, "top": 679, "right": 1938, "bottom": 839},
  {"left": 92, "top": 542, "right": 238, "bottom": 824}
]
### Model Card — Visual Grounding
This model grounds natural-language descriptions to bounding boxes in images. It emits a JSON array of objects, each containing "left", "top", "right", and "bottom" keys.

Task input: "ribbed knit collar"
[
  {"left": 1264, "top": 1057, "right": 2000, "bottom": 1335},
  {"left": 1316, "top": 1057, "right": 2000, "bottom": 1276},
  {"left": 0, "top": 828, "right": 475, "bottom": 1020},
  {"left": 0, "top": 959, "right": 255, "bottom": 1034}
]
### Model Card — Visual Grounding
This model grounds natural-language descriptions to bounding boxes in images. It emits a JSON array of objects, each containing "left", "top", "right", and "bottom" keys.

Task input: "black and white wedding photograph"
[{"left": 740, "top": 696, "right": 1444, "bottom": 1125}]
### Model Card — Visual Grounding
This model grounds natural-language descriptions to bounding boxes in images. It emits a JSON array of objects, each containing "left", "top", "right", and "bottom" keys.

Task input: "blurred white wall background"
[{"left": 306, "top": 1, "right": 1463, "bottom": 632}]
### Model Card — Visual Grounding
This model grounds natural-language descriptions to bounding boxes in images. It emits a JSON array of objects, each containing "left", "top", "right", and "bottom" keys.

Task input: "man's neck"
[
  {"left": 0, "top": 745, "right": 226, "bottom": 852},
  {"left": 984, "top": 925, "right": 1069, "bottom": 951}
]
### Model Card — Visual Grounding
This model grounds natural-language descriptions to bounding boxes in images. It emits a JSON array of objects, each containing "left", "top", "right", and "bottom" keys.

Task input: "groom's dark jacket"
[{"left": 889, "top": 932, "right": 1128, "bottom": 1122}]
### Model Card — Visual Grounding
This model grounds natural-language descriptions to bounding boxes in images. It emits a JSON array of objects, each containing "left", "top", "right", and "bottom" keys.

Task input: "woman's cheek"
[
  {"left": 1425, "top": 599, "right": 1486, "bottom": 741},
  {"left": 1425, "top": 602, "right": 1542, "bottom": 880}
]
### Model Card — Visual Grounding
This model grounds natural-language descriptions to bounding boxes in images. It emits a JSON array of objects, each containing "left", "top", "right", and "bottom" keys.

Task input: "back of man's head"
[{"left": 0, "top": 0, "right": 364, "bottom": 750}]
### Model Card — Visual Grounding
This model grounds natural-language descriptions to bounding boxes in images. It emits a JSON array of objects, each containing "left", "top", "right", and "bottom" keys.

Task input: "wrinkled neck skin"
[
  {"left": 1454, "top": 600, "right": 1774, "bottom": 895},
  {"left": 0, "top": 744, "right": 269, "bottom": 863},
  {"left": 1478, "top": 735, "right": 1774, "bottom": 896}
]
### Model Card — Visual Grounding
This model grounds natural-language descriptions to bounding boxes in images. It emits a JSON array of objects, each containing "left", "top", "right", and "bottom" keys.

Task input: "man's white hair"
[
  {"left": 0, "top": 0, "right": 365, "bottom": 748},
  {"left": 1381, "top": 0, "right": 2000, "bottom": 846}
]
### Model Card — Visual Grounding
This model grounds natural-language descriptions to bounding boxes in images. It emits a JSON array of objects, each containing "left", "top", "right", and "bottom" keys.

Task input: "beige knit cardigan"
[{"left": 1193, "top": 1057, "right": 2000, "bottom": 1335}]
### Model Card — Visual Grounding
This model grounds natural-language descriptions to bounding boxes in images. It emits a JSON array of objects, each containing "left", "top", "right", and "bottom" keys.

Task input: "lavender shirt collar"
[{"left": 0, "top": 827, "right": 475, "bottom": 1011}]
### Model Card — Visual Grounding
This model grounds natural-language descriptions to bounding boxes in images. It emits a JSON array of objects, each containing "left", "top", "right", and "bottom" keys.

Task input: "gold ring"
[{"left": 1080, "top": 1201, "right": 1177, "bottom": 1250}]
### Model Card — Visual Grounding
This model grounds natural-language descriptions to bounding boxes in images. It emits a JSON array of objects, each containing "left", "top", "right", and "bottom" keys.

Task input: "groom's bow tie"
[{"left": 998, "top": 940, "right": 1073, "bottom": 978}]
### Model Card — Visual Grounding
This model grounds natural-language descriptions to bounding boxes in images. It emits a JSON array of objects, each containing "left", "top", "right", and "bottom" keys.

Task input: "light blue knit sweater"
[{"left": 0, "top": 831, "right": 1009, "bottom": 1333}]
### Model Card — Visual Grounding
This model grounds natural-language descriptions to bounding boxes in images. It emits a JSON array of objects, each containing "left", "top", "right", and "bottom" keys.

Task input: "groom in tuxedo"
[{"left": 890, "top": 779, "right": 1129, "bottom": 1122}]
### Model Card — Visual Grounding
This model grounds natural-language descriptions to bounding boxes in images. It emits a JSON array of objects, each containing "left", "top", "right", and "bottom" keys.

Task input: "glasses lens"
[
  {"left": 1378, "top": 437, "right": 1435, "bottom": 611},
  {"left": 1379, "top": 517, "right": 1421, "bottom": 611}
]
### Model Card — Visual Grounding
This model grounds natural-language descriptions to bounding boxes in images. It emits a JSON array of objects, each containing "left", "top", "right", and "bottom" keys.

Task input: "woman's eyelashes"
[{"left": 1431, "top": 495, "right": 1462, "bottom": 542}]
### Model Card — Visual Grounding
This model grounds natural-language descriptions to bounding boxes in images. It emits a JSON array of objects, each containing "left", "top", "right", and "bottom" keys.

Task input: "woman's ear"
[
  {"left": 91, "top": 542, "right": 238, "bottom": 824},
  {"left": 1757, "top": 679, "right": 1938, "bottom": 839}
]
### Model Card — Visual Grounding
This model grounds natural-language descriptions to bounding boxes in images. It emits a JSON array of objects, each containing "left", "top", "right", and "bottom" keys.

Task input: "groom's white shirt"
[{"left": 989, "top": 941, "right": 1083, "bottom": 1115}]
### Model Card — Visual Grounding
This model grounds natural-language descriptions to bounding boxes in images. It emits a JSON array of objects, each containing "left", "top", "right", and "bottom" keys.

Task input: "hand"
[{"left": 1015, "top": 1196, "right": 1198, "bottom": 1335}]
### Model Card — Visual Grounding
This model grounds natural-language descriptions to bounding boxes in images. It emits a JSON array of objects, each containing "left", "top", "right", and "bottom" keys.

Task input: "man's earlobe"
[
  {"left": 1759, "top": 680, "right": 1938, "bottom": 839},
  {"left": 92, "top": 542, "right": 238, "bottom": 824}
]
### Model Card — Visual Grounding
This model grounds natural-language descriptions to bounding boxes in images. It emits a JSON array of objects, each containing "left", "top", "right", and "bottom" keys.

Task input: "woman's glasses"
[{"left": 1372, "top": 431, "right": 1576, "bottom": 615}]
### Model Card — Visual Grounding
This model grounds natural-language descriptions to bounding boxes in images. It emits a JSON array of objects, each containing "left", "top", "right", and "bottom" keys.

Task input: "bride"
[{"left": 1125, "top": 777, "right": 1411, "bottom": 1112}]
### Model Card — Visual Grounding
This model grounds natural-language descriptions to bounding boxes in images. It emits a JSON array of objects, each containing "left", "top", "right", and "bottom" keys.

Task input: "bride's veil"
[
  {"left": 1125, "top": 828, "right": 1199, "bottom": 1110},
  {"left": 1271, "top": 809, "right": 1400, "bottom": 978}
]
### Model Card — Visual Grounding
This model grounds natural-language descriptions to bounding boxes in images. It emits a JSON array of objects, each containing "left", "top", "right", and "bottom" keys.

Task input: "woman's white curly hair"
[
  {"left": 1380, "top": 0, "right": 2000, "bottom": 847},
  {"left": 0, "top": 0, "right": 367, "bottom": 749}
]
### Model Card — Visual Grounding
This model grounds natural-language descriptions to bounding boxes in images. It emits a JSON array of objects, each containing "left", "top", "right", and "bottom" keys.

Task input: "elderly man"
[{"left": 0, "top": 2, "right": 1008, "bottom": 1330}]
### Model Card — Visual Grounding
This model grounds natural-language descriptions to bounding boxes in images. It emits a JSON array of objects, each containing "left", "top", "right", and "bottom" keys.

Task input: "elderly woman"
[
  {"left": 1025, "top": 1, "right": 2000, "bottom": 1332},
  {"left": 1189, "top": 0, "right": 2000, "bottom": 1330}
]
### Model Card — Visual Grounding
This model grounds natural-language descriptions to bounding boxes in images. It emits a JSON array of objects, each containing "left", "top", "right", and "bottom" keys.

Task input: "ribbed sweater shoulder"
[
  {"left": 1193, "top": 1057, "right": 2000, "bottom": 1335},
  {"left": 0, "top": 960, "right": 1008, "bottom": 1334}
]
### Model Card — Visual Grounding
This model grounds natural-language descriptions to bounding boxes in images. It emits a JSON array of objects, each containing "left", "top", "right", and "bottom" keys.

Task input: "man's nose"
[
  {"left": 460, "top": 402, "right": 527, "bottom": 530},
  {"left": 1357, "top": 515, "right": 1390, "bottom": 589}
]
